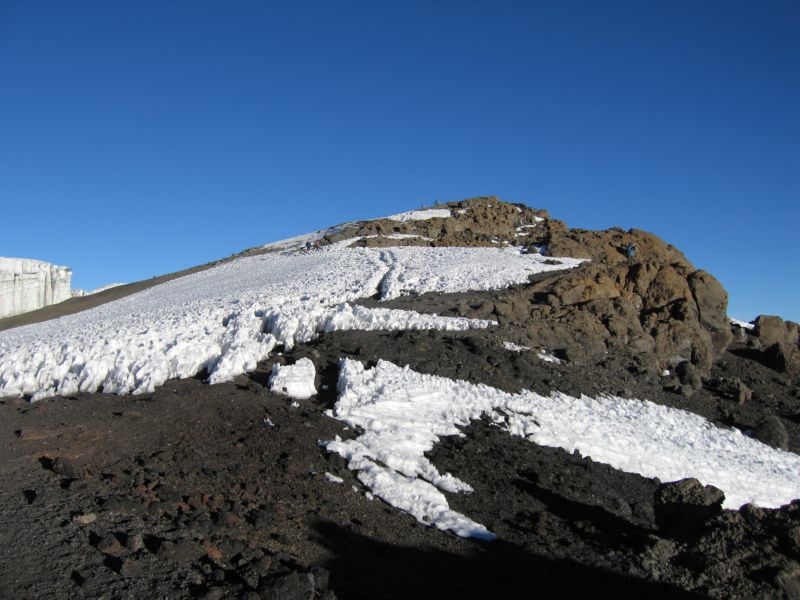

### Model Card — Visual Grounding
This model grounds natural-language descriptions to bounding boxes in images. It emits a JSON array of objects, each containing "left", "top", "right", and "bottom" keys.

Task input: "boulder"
[
  {"left": 688, "top": 270, "right": 732, "bottom": 353},
  {"left": 764, "top": 343, "right": 791, "bottom": 373},
  {"left": 733, "top": 378, "right": 752, "bottom": 404},
  {"left": 524, "top": 225, "right": 732, "bottom": 376},
  {"left": 654, "top": 478, "right": 725, "bottom": 537},
  {"left": 755, "top": 315, "right": 791, "bottom": 346},
  {"left": 755, "top": 415, "right": 789, "bottom": 451}
]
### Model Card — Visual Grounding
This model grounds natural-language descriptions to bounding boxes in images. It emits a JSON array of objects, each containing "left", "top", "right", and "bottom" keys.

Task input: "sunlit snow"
[
  {"left": 729, "top": 317, "right": 755, "bottom": 330},
  {"left": 326, "top": 360, "right": 800, "bottom": 539},
  {"left": 269, "top": 357, "right": 317, "bottom": 400},
  {"left": 0, "top": 245, "right": 581, "bottom": 400},
  {"left": 385, "top": 209, "right": 451, "bottom": 222}
]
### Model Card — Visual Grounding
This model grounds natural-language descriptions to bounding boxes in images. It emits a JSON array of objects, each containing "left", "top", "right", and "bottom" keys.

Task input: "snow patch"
[
  {"left": 325, "top": 472, "right": 344, "bottom": 484},
  {"left": 537, "top": 350, "right": 562, "bottom": 364},
  {"left": 386, "top": 209, "right": 451, "bottom": 222},
  {"left": 325, "top": 360, "right": 800, "bottom": 539},
  {"left": 503, "top": 342, "right": 530, "bottom": 353},
  {"left": 72, "top": 283, "right": 127, "bottom": 297},
  {"left": 730, "top": 317, "right": 755, "bottom": 330},
  {"left": 269, "top": 358, "right": 317, "bottom": 400},
  {"left": 378, "top": 247, "right": 584, "bottom": 301}
]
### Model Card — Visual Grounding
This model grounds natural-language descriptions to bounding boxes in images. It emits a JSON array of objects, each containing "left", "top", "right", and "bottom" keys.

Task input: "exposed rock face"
[
  {"left": 342, "top": 196, "right": 730, "bottom": 376},
  {"left": 534, "top": 226, "right": 732, "bottom": 374},
  {"left": 321, "top": 196, "right": 735, "bottom": 377},
  {"left": 326, "top": 196, "right": 550, "bottom": 248},
  {"left": 0, "top": 257, "right": 72, "bottom": 319},
  {"left": 752, "top": 315, "right": 800, "bottom": 374}
]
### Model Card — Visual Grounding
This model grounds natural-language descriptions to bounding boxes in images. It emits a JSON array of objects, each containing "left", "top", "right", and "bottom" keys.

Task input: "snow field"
[
  {"left": 377, "top": 246, "right": 583, "bottom": 301},
  {"left": 325, "top": 360, "right": 800, "bottom": 539},
  {"left": 0, "top": 245, "right": 579, "bottom": 400}
]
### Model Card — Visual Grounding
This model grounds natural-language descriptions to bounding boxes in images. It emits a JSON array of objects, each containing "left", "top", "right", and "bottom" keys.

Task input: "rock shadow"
[{"left": 311, "top": 519, "right": 694, "bottom": 600}]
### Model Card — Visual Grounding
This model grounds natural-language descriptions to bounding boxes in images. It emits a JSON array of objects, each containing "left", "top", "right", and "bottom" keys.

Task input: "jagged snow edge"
[
  {"left": 0, "top": 246, "right": 581, "bottom": 400},
  {"left": 325, "top": 359, "right": 800, "bottom": 539}
]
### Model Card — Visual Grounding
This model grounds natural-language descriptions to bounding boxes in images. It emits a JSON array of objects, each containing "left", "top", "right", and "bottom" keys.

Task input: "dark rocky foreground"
[{"left": 1, "top": 197, "right": 800, "bottom": 599}]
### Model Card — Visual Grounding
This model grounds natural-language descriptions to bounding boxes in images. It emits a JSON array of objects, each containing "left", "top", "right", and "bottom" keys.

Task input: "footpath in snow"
[
  {"left": 0, "top": 245, "right": 581, "bottom": 400},
  {"left": 326, "top": 360, "right": 800, "bottom": 539}
]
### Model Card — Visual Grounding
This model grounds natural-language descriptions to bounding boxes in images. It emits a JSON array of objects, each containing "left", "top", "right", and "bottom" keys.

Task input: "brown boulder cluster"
[
  {"left": 324, "top": 196, "right": 549, "bottom": 248},
  {"left": 332, "top": 197, "right": 799, "bottom": 392}
]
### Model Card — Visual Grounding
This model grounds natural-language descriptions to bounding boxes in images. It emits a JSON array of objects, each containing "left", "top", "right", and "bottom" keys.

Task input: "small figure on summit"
[{"left": 625, "top": 242, "right": 637, "bottom": 266}]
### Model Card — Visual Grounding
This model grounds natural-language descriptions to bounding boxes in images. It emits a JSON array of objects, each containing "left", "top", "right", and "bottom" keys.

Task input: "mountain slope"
[{"left": 1, "top": 197, "right": 799, "bottom": 599}]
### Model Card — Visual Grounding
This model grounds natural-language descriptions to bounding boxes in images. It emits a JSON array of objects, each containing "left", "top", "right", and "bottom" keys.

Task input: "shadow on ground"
[{"left": 311, "top": 519, "right": 696, "bottom": 600}]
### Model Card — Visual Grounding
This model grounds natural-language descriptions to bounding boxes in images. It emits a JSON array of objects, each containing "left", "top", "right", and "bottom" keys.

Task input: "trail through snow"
[{"left": 0, "top": 246, "right": 581, "bottom": 400}]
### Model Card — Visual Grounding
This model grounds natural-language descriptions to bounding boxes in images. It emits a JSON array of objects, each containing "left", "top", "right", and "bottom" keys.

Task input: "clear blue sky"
[{"left": 1, "top": 1, "right": 797, "bottom": 321}]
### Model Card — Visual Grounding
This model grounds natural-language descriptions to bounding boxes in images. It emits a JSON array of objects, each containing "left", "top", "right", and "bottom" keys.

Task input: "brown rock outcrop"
[
  {"left": 328, "top": 196, "right": 734, "bottom": 376},
  {"left": 751, "top": 316, "right": 800, "bottom": 373},
  {"left": 521, "top": 225, "right": 732, "bottom": 373}
]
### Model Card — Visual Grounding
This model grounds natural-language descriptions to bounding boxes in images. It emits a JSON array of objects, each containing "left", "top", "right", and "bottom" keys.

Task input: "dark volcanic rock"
[
  {"left": 754, "top": 316, "right": 800, "bottom": 374},
  {"left": 755, "top": 315, "right": 798, "bottom": 347},
  {"left": 515, "top": 226, "right": 733, "bottom": 375},
  {"left": 654, "top": 478, "right": 725, "bottom": 537},
  {"left": 765, "top": 342, "right": 791, "bottom": 373},
  {"left": 755, "top": 415, "right": 790, "bottom": 451}
]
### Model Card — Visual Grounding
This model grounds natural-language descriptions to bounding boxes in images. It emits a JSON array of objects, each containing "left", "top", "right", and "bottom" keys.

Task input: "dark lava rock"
[
  {"left": 97, "top": 533, "right": 125, "bottom": 557},
  {"left": 764, "top": 342, "right": 791, "bottom": 373},
  {"left": 755, "top": 415, "right": 790, "bottom": 451},
  {"left": 125, "top": 532, "right": 145, "bottom": 552},
  {"left": 259, "top": 570, "right": 317, "bottom": 600},
  {"left": 654, "top": 478, "right": 725, "bottom": 537},
  {"left": 251, "top": 507, "right": 273, "bottom": 530},
  {"left": 157, "top": 539, "right": 204, "bottom": 565},
  {"left": 675, "top": 361, "right": 702, "bottom": 389},
  {"left": 119, "top": 558, "right": 141, "bottom": 578},
  {"left": 52, "top": 457, "right": 82, "bottom": 479},
  {"left": 755, "top": 315, "right": 796, "bottom": 347}
]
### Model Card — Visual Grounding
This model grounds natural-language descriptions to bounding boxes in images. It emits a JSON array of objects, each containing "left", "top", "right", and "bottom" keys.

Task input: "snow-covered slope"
[
  {"left": 3, "top": 208, "right": 800, "bottom": 549},
  {"left": 0, "top": 257, "right": 72, "bottom": 319},
  {"left": 327, "top": 360, "right": 800, "bottom": 538},
  {"left": 0, "top": 245, "right": 581, "bottom": 400}
]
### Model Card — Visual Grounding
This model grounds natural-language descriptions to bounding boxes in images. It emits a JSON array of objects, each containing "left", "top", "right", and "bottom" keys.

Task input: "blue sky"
[{"left": 1, "top": 1, "right": 797, "bottom": 321}]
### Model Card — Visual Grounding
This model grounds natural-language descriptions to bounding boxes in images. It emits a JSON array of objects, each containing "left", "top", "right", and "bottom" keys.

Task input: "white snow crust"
[
  {"left": 269, "top": 358, "right": 317, "bottom": 400},
  {"left": 358, "top": 233, "right": 434, "bottom": 242},
  {"left": 503, "top": 341, "right": 530, "bottom": 353},
  {"left": 537, "top": 350, "right": 562, "bottom": 364},
  {"left": 0, "top": 245, "right": 579, "bottom": 400},
  {"left": 325, "top": 360, "right": 800, "bottom": 539},
  {"left": 72, "top": 283, "right": 126, "bottom": 297},
  {"left": 385, "top": 209, "right": 451, "bottom": 222},
  {"left": 730, "top": 317, "right": 755, "bottom": 330},
  {"left": 325, "top": 472, "right": 344, "bottom": 484}
]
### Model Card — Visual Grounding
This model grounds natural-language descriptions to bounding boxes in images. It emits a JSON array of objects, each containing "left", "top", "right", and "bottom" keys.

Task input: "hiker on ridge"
[{"left": 626, "top": 242, "right": 636, "bottom": 266}]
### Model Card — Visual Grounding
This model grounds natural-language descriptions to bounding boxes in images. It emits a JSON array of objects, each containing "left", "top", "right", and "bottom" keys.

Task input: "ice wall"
[{"left": 0, "top": 257, "right": 72, "bottom": 318}]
